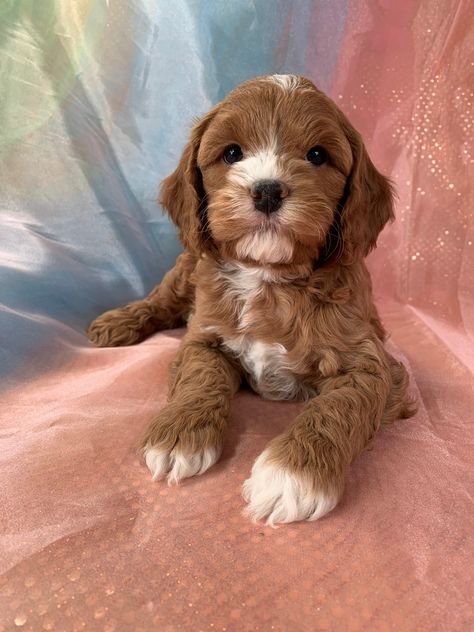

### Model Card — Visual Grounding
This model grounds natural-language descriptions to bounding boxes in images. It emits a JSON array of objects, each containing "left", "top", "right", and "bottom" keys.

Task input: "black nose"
[{"left": 251, "top": 180, "right": 289, "bottom": 214}]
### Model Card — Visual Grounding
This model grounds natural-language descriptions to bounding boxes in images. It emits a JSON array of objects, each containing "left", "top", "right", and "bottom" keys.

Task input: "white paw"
[
  {"left": 144, "top": 445, "right": 219, "bottom": 484},
  {"left": 242, "top": 450, "right": 338, "bottom": 526}
]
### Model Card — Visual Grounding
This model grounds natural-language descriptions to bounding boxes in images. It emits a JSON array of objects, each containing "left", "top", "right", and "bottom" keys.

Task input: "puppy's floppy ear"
[
  {"left": 339, "top": 120, "right": 395, "bottom": 260},
  {"left": 160, "top": 112, "right": 216, "bottom": 255}
]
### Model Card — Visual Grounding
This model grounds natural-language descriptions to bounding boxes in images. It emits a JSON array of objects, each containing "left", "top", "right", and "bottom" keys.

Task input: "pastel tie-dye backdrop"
[
  {"left": 1, "top": 2, "right": 472, "bottom": 631},
  {"left": 1, "top": 1, "right": 472, "bottom": 384},
  {"left": 1, "top": 0, "right": 347, "bottom": 385}
]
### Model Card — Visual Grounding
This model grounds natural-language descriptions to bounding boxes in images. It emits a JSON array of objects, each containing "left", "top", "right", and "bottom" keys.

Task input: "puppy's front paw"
[
  {"left": 243, "top": 449, "right": 339, "bottom": 526},
  {"left": 142, "top": 404, "right": 224, "bottom": 484},
  {"left": 144, "top": 444, "right": 219, "bottom": 484},
  {"left": 88, "top": 304, "right": 153, "bottom": 347}
]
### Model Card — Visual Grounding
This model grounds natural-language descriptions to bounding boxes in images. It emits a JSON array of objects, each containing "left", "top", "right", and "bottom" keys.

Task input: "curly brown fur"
[
  {"left": 88, "top": 74, "right": 416, "bottom": 524},
  {"left": 141, "top": 335, "right": 242, "bottom": 483}
]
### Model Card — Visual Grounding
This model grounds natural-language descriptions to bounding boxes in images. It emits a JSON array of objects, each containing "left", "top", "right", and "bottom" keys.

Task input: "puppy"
[{"left": 88, "top": 74, "right": 415, "bottom": 525}]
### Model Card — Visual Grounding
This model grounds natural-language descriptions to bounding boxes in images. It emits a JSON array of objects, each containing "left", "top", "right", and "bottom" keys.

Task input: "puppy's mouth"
[
  {"left": 208, "top": 183, "right": 327, "bottom": 266},
  {"left": 251, "top": 209, "right": 284, "bottom": 230}
]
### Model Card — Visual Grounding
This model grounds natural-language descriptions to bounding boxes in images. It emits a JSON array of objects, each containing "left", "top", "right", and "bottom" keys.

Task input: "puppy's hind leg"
[
  {"left": 87, "top": 251, "right": 197, "bottom": 347},
  {"left": 381, "top": 352, "right": 417, "bottom": 424}
]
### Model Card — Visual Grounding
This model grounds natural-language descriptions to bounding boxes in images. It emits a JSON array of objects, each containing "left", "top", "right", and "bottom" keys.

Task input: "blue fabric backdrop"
[{"left": 0, "top": 0, "right": 348, "bottom": 386}]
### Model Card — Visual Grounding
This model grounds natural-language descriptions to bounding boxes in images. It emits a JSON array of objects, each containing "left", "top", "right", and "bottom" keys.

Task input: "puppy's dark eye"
[
  {"left": 223, "top": 144, "right": 243, "bottom": 165},
  {"left": 305, "top": 146, "right": 328, "bottom": 166}
]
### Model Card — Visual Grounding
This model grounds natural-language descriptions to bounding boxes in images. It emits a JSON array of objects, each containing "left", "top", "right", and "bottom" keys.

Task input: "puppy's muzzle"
[{"left": 251, "top": 179, "right": 289, "bottom": 215}]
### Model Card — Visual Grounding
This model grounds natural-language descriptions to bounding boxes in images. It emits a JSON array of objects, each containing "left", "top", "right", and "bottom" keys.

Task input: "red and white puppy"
[{"left": 88, "top": 75, "right": 415, "bottom": 525}]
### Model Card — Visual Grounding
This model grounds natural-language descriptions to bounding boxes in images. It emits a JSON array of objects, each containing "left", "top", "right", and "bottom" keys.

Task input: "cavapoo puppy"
[{"left": 88, "top": 74, "right": 414, "bottom": 525}]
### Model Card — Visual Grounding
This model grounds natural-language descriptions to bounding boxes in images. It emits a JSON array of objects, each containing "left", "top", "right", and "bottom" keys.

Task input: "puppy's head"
[{"left": 161, "top": 75, "right": 394, "bottom": 267}]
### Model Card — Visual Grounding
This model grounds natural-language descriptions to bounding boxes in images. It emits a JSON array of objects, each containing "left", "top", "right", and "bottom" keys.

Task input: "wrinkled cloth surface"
[{"left": 0, "top": 1, "right": 473, "bottom": 630}]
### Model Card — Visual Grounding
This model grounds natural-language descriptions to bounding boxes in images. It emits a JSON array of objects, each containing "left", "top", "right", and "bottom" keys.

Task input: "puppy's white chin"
[
  {"left": 236, "top": 230, "right": 294, "bottom": 264},
  {"left": 243, "top": 450, "right": 338, "bottom": 526}
]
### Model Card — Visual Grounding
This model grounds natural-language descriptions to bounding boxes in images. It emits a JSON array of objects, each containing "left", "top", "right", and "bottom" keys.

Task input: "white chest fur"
[
  {"left": 222, "top": 335, "right": 305, "bottom": 400},
  {"left": 209, "top": 262, "right": 313, "bottom": 401}
]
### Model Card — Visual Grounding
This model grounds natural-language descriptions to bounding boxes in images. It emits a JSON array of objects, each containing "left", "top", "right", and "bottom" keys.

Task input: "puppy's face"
[
  {"left": 198, "top": 76, "right": 351, "bottom": 266},
  {"left": 162, "top": 75, "right": 394, "bottom": 267}
]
